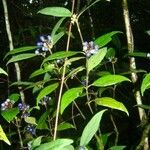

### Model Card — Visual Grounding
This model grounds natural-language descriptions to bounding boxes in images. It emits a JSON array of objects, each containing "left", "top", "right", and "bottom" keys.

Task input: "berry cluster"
[
  {"left": 82, "top": 41, "right": 99, "bottom": 58},
  {"left": 18, "top": 102, "right": 30, "bottom": 118},
  {"left": 35, "top": 35, "right": 52, "bottom": 56},
  {"left": 39, "top": 96, "right": 51, "bottom": 106},
  {"left": 26, "top": 124, "right": 36, "bottom": 135},
  {"left": 1, "top": 99, "right": 14, "bottom": 111}
]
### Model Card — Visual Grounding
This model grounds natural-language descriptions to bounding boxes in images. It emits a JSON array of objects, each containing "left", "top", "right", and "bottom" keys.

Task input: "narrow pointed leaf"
[
  {"left": 37, "top": 110, "right": 50, "bottom": 130},
  {"left": 141, "top": 73, "right": 150, "bottom": 95},
  {"left": 58, "top": 122, "right": 75, "bottom": 131},
  {"left": 51, "top": 17, "right": 66, "bottom": 39},
  {"left": 95, "top": 97, "right": 129, "bottom": 115},
  {"left": 135, "top": 104, "right": 150, "bottom": 110},
  {"left": 92, "top": 75, "right": 131, "bottom": 87},
  {"left": 42, "top": 51, "right": 79, "bottom": 65},
  {"left": 1, "top": 108, "right": 19, "bottom": 123},
  {"left": 61, "top": 87, "right": 83, "bottom": 114},
  {"left": 38, "top": 7, "right": 72, "bottom": 17},
  {"left": 7, "top": 53, "right": 36, "bottom": 65},
  {"left": 53, "top": 31, "right": 65, "bottom": 45},
  {"left": 35, "top": 139, "right": 73, "bottom": 150},
  {"left": 0, "top": 125, "right": 11, "bottom": 145},
  {"left": 36, "top": 83, "right": 59, "bottom": 105},
  {"left": 0, "top": 67, "right": 8, "bottom": 76},
  {"left": 80, "top": 109, "right": 107, "bottom": 146},
  {"left": 87, "top": 47, "right": 107, "bottom": 72},
  {"left": 128, "top": 52, "right": 147, "bottom": 57},
  {"left": 4, "top": 46, "right": 36, "bottom": 59},
  {"left": 109, "top": 146, "right": 126, "bottom": 150},
  {"left": 95, "top": 31, "right": 122, "bottom": 47}
]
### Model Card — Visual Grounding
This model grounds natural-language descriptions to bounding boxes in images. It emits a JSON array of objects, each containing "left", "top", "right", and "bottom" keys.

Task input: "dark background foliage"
[{"left": 0, "top": 0, "right": 150, "bottom": 149}]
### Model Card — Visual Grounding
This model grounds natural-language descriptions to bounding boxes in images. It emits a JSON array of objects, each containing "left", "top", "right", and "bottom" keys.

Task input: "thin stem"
[
  {"left": 53, "top": 0, "right": 75, "bottom": 140},
  {"left": 86, "top": 64, "right": 94, "bottom": 114},
  {"left": 15, "top": 118, "right": 23, "bottom": 149},
  {"left": 110, "top": 114, "right": 119, "bottom": 145},
  {"left": 2, "top": 0, "right": 25, "bottom": 102},
  {"left": 76, "top": 20, "right": 84, "bottom": 43}
]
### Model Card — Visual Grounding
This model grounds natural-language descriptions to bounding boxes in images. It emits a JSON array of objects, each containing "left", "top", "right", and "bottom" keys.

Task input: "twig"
[
  {"left": 122, "top": 0, "right": 148, "bottom": 149},
  {"left": 2, "top": 0, "right": 25, "bottom": 102},
  {"left": 136, "top": 122, "right": 150, "bottom": 150},
  {"left": 53, "top": 0, "right": 75, "bottom": 140}
]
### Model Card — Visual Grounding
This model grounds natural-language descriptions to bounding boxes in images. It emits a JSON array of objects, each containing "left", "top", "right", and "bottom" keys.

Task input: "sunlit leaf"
[
  {"left": 4, "top": 46, "right": 36, "bottom": 59},
  {"left": 35, "top": 139, "right": 73, "bottom": 150},
  {"left": 87, "top": 47, "right": 107, "bottom": 72},
  {"left": 58, "top": 122, "right": 75, "bottom": 131},
  {"left": 1, "top": 108, "right": 19, "bottom": 123},
  {"left": 25, "top": 117, "right": 37, "bottom": 125},
  {"left": 61, "top": 87, "right": 84, "bottom": 114},
  {"left": 0, "top": 125, "right": 11, "bottom": 145},
  {"left": 95, "top": 31, "right": 122, "bottom": 47},
  {"left": 7, "top": 53, "right": 36, "bottom": 65},
  {"left": 92, "top": 75, "right": 131, "bottom": 87},
  {"left": 141, "top": 73, "right": 150, "bottom": 95},
  {"left": 36, "top": 83, "right": 59, "bottom": 105},
  {"left": 38, "top": 7, "right": 72, "bottom": 17},
  {"left": 95, "top": 97, "right": 129, "bottom": 115},
  {"left": 0, "top": 67, "right": 8, "bottom": 76},
  {"left": 62, "top": 145, "right": 74, "bottom": 150},
  {"left": 80, "top": 110, "right": 107, "bottom": 146}
]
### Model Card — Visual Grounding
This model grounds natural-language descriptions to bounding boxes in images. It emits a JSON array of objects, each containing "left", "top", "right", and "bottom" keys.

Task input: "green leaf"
[
  {"left": 7, "top": 53, "right": 36, "bottom": 65},
  {"left": 1, "top": 108, "right": 19, "bottom": 123},
  {"left": 10, "top": 81, "right": 34, "bottom": 86},
  {"left": 53, "top": 31, "right": 65, "bottom": 45},
  {"left": 95, "top": 97, "right": 129, "bottom": 116},
  {"left": 0, "top": 125, "right": 11, "bottom": 145},
  {"left": 42, "top": 51, "right": 80, "bottom": 65},
  {"left": 0, "top": 67, "right": 8, "bottom": 76},
  {"left": 58, "top": 122, "right": 75, "bottom": 131},
  {"left": 51, "top": 17, "right": 66, "bottom": 40},
  {"left": 87, "top": 47, "right": 107, "bottom": 72},
  {"left": 62, "top": 145, "right": 74, "bottom": 150},
  {"left": 141, "top": 73, "right": 150, "bottom": 95},
  {"left": 29, "top": 136, "right": 43, "bottom": 150},
  {"left": 4, "top": 46, "right": 36, "bottom": 59},
  {"left": 9, "top": 93, "right": 20, "bottom": 102},
  {"left": 80, "top": 110, "right": 107, "bottom": 146},
  {"left": 105, "top": 48, "right": 116, "bottom": 59},
  {"left": 61, "top": 87, "right": 84, "bottom": 114},
  {"left": 108, "top": 146, "right": 126, "bottom": 150},
  {"left": 37, "top": 110, "right": 50, "bottom": 130},
  {"left": 35, "top": 139, "right": 73, "bottom": 150},
  {"left": 95, "top": 31, "right": 122, "bottom": 47},
  {"left": 36, "top": 83, "right": 59, "bottom": 105},
  {"left": 135, "top": 104, "right": 150, "bottom": 110},
  {"left": 38, "top": 7, "right": 72, "bottom": 17},
  {"left": 92, "top": 75, "right": 131, "bottom": 87},
  {"left": 24, "top": 117, "right": 37, "bottom": 125},
  {"left": 66, "top": 57, "right": 85, "bottom": 65},
  {"left": 65, "top": 66, "right": 85, "bottom": 81},
  {"left": 128, "top": 52, "right": 147, "bottom": 58}
]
